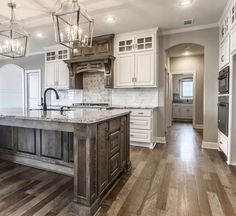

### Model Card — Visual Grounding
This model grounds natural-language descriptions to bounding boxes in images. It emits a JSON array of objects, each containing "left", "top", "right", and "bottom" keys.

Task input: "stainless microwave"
[{"left": 218, "top": 66, "right": 229, "bottom": 94}]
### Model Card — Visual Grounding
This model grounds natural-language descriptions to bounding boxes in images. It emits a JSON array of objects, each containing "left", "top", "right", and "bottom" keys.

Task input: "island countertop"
[{"left": 0, "top": 108, "right": 130, "bottom": 124}]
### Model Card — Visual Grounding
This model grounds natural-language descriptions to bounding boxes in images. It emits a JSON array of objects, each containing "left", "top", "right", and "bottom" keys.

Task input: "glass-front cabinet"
[
  {"left": 231, "top": 1, "right": 236, "bottom": 28},
  {"left": 135, "top": 33, "right": 154, "bottom": 51},
  {"left": 117, "top": 37, "right": 134, "bottom": 54},
  {"left": 114, "top": 29, "right": 158, "bottom": 88}
]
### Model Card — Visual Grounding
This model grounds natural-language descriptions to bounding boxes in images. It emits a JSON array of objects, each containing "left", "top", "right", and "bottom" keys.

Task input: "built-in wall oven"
[
  {"left": 218, "top": 66, "right": 230, "bottom": 94},
  {"left": 218, "top": 96, "right": 229, "bottom": 136}
]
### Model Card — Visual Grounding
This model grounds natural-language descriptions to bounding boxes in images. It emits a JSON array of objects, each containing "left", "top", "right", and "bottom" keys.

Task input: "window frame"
[{"left": 180, "top": 78, "right": 193, "bottom": 99}]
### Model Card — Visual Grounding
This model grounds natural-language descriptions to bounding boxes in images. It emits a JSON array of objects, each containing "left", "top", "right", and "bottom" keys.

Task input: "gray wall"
[
  {"left": 0, "top": 54, "right": 45, "bottom": 92},
  {"left": 158, "top": 27, "right": 219, "bottom": 143},
  {"left": 170, "top": 55, "right": 204, "bottom": 125}
]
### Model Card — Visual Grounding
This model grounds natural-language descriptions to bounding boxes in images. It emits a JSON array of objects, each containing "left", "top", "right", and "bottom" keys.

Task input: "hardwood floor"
[{"left": 0, "top": 123, "right": 235, "bottom": 216}]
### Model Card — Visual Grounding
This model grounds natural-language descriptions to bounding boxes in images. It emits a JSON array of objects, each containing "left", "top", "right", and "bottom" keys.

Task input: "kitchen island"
[{"left": 0, "top": 108, "right": 131, "bottom": 216}]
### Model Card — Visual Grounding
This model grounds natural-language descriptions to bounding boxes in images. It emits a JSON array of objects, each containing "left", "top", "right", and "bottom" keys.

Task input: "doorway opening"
[{"left": 165, "top": 43, "right": 204, "bottom": 130}]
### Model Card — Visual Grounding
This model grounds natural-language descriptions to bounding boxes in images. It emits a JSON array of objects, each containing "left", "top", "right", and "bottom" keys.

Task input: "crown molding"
[{"left": 160, "top": 23, "right": 219, "bottom": 36}]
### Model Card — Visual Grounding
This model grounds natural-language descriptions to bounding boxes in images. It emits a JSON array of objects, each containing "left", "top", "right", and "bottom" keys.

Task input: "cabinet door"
[
  {"left": 56, "top": 61, "right": 69, "bottom": 89},
  {"left": 134, "top": 51, "right": 155, "bottom": 87},
  {"left": 231, "top": 1, "right": 236, "bottom": 28},
  {"left": 97, "top": 122, "right": 109, "bottom": 194},
  {"left": 45, "top": 62, "right": 57, "bottom": 88},
  {"left": 115, "top": 54, "right": 135, "bottom": 88},
  {"left": 45, "top": 51, "right": 56, "bottom": 62},
  {"left": 134, "top": 33, "right": 154, "bottom": 52},
  {"left": 231, "top": 27, "right": 236, "bottom": 54},
  {"left": 57, "top": 49, "right": 69, "bottom": 60},
  {"left": 219, "top": 36, "right": 230, "bottom": 69},
  {"left": 116, "top": 36, "right": 134, "bottom": 54}
]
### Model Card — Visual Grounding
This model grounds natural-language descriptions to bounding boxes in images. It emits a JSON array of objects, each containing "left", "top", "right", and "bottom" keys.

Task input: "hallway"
[{"left": 99, "top": 123, "right": 236, "bottom": 216}]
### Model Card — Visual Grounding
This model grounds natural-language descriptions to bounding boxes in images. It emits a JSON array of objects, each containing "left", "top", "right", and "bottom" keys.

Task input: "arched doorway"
[
  {"left": 165, "top": 43, "right": 204, "bottom": 129},
  {"left": 0, "top": 64, "right": 25, "bottom": 108}
]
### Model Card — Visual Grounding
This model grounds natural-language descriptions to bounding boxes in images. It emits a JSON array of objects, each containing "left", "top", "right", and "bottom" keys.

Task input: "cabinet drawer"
[
  {"left": 130, "top": 129, "right": 152, "bottom": 143},
  {"left": 130, "top": 117, "right": 152, "bottom": 130},
  {"left": 218, "top": 132, "right": 228, "bottom": 156},
  {"left": 109, "top": 152, "right": 121, "bottom": 180},
  {"left": 109, "top": 131, "right": 121, "bottom": 157},
  {"left": 131, "top": 109, "right": 152, "bottom": 117}
]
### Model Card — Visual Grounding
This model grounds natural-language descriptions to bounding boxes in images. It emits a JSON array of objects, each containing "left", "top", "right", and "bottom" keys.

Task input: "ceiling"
[
  {"left": 0, "top": 0, "right": 228, "bottom": 52},
  {"left": 167, "top": 43, "right": 204, "bottom": 57}
]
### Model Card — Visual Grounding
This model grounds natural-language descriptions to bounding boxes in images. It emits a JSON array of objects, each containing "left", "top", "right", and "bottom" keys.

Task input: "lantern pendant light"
[
  {"left": 53, "top": 0, "right": 94, "bottom": 49},
  {"left": 0, "top": 2, "right": 29, "bottom": 58}
]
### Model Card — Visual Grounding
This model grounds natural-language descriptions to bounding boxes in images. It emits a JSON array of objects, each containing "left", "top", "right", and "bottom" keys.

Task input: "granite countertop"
[
  {"left": 0, "top": 108, "right": 130, "bottom": 124},
  {"left": 110, "top": 105, "right": 158, "bottom": 109}
]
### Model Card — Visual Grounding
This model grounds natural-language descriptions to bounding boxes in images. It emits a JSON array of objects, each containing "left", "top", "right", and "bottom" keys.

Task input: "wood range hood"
[{"left": 64, "top": 34, "right": 115, "bottom": 89}]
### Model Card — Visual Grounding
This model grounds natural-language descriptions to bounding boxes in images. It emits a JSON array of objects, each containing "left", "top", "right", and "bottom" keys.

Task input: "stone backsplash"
[{"left": 51, "top": 72, "right": 158, "bottom": 107}]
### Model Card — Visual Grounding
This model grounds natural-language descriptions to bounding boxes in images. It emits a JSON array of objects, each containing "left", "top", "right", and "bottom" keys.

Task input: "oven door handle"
[
  {"left": 218, "top": 75, "right": 227, "bottom": 80},
  {"left": 218, "top": 103, "right": 227, "bottom": 107}
]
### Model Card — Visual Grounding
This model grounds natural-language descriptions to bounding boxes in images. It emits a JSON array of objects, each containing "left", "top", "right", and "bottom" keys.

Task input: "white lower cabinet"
[
  {"left": 218, "top": 130, "right": 228, "bottom": 156},
  {"left": 128, "top": 108, "right": 158, "bottom": 149},
  {"left": 172, "top": 103, "right": 193, "bottom": 120}
]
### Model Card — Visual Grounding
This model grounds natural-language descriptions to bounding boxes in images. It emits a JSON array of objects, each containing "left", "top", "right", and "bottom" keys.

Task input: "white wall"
[
  {"left": 170, "top": 55, "right": 204, "bottom": 125},
  {"left": 158, "top": 27, "right": 219, "bottom": 143}
]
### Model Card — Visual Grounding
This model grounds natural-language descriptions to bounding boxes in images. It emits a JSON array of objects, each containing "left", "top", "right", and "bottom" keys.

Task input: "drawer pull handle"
[
  {"left": 219, "top": 141, "right": 223, "bottom": 145},
  {"left": 138, "top": 112, "right": 144, "bottom": 115}
]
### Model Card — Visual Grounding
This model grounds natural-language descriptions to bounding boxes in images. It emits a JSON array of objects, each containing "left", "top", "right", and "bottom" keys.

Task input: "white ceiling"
[
  {"left": 167, "top": 43, "right": 204, "bottom": 57},
  {"left": 0, "top": 0, "right": 228, "bottom": 52}
]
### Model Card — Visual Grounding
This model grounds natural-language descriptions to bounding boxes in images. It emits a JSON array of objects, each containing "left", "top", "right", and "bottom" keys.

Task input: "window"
[{"left": 180, "top": 78, "right": 193, "bottom": 98}]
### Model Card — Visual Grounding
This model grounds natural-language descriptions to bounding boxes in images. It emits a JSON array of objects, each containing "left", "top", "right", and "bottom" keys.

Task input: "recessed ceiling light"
[
  {"left": 180, "top": 0, "right": 192, "bottom": 7},
  {"left": 36, "top": 32, "right": 43, "bottom": 38},
  {"left": 184, "top": 51, "right": 191, "bottom": 56},
  {"left": 105, "top": 16, "right": 116, "bottom": 24}
]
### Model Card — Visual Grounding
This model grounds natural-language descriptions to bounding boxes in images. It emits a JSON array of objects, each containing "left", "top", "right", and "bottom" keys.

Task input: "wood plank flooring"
[{"left": 0, "top": 123, "right": 235, "bottom": 215}]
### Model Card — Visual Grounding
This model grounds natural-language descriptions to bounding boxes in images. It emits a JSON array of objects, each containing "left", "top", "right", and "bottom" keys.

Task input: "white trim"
[
  {"left": 202, "top": 141, "right": 219, "bottom": 150},
  {"left": 156, "top": 136, "right": 167, "bottom": 144},
  {"left": 25, "top": 69, "right": 42, "bottom": 109},
  {"left": 130, "top": 142, "right": 157, "bottom": 149},
  {"left": 161, "top": 23, "right": 218, "bottom": 36},
  {"left": 194, "top": 124, "right": 204, "bottom": 129}
]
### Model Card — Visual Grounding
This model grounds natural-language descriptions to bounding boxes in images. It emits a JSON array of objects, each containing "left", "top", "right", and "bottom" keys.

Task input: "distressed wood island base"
[{"left": 0, "top": 108, "right": 131, "bottom": 216}]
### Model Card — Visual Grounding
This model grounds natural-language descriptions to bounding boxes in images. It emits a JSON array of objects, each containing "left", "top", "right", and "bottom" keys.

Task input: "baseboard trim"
[
  {"left": 194, "top": 124, "right": 203, "bottom": 129},
  {"left": 202, "top": 141, "right": 219, "bottom": 150},
  {"left": 156, "top": 136, "right": 167, "bottom": 144}
]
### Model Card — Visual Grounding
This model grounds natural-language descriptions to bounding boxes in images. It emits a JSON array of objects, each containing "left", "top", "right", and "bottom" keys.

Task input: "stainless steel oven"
[
  {"left": 218, "top": 66, "right": 229, "bottom": 94},
  {"left": 218, "top": 96, "right": 229, "bottom": 136}
]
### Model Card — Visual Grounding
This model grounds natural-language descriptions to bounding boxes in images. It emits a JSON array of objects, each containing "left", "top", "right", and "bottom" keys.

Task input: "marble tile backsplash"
[
  {"left": 83, "top": 73, "right": 112, "bottom": 104},
  {"left": 112, "top": 88, "right": 158, "bottom": 107},
  {"left": 51, "top": 72, "right": 158, "bottom": 107}
]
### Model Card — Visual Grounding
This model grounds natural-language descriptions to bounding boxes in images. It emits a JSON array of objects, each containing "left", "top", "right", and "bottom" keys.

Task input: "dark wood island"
[{"left": 0, "top": 108, "right": 131, "bottom": 215}]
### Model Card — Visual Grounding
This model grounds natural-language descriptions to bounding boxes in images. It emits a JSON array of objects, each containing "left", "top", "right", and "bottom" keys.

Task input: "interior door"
[
  {"left": 134, "top": 51, "right": 155, "bottom": 87},
  {"left": 25, "top": 70, "right": 41, "bottom": 109}
]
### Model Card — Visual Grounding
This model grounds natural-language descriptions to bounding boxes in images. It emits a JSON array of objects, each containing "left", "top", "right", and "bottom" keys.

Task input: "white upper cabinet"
[
  {"left": 134, "top": 33, "right": 154, "bottom": 52},
  {"left": 115, "top": 54, "right": 135, "bottom": 87},
  {"left": 219, "top": 35, "right": 230, "bottom": 69},
  {"left": 220, "top": 12, "right": 230, "bottom": 42},
  {"left": 116, "top": 36, "right": 134, "bottom": 54},
  {"left": 114, "top": 29, "right": 158, "bottom": 88},
  {"left": 134, "top": 51, "right": 155, "bottom": 87},
  {"left": 231, "top": 27, "right": 236, "bottom": 54},
  {"left": 231, "top": 1, "right": 236, "bottom": 29},
  {"left": 45, "top": 47, "right": 69, "bottom": 90}
]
